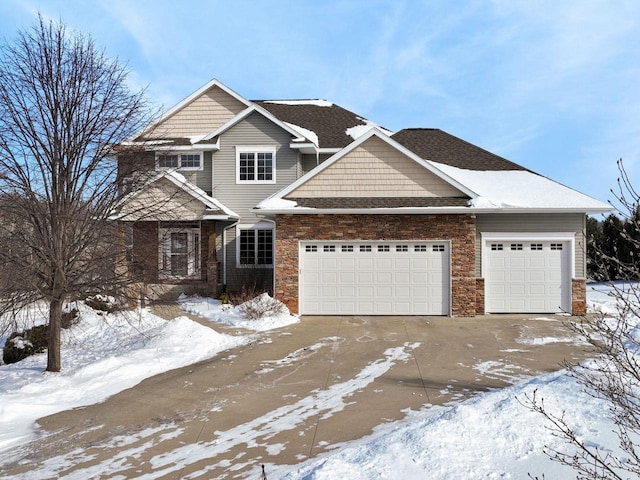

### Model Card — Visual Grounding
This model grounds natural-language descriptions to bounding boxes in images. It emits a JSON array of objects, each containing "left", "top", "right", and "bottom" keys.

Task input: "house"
[{"left": 113, "top": 78, "right": 611, "bottom": 317}]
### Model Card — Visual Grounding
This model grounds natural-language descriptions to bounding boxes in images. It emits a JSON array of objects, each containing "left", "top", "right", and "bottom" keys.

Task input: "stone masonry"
[{"left": 275, "top": 213, "right": 477, "bottom": 316}]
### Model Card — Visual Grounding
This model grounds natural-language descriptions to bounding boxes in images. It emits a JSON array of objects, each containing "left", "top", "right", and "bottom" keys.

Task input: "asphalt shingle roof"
[
  {"left": 254, "top": 101, "right": 376, "bottom": 149},
  {"left": 392, "top": 129, "right": 527, "bottom": 171}
]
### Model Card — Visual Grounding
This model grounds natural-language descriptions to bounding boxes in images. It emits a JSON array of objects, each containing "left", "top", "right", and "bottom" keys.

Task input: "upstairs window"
[
  {"left": 156, "top": 152, "right": 202, "bottom": 170},
  {"left": 236, "top": 147, "right": 276, "bottom": 184}
]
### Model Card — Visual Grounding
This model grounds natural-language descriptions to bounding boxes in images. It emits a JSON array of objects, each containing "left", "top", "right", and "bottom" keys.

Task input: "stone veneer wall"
[
  {"left": 572, "top": 278, "right": 587, "bottom": 316},
  {"left": 475, "top": 277, "right": 485, "bottom": 315},
  {"left": 275, "top": 214, "right": 477, "bottom": 316}
]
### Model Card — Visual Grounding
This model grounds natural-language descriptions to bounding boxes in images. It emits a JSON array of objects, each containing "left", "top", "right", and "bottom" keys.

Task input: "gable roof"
[
  {"left": 199, "top": 104, "right": 307, "bottom": 143},
  {"left": 257, "top": 128, "right": 612, "bottom": 214},
  {"left": 134, "top": 79, "right": 251, "bottom": 141},
  {"left": 111, "top": 170, "right": 239, "bottom": 221},
  {"left": 255, "top": 100, "right": 387, "bottom": 149},
  {"left": 258, "top": 128, "right": 476, "bottom": 207},
  {"left": 392, "top": 129, "right": 526, "bottom": 171}
]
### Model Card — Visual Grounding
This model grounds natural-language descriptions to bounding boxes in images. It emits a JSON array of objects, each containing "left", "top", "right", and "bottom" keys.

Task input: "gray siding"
[
  {"left": 180, "top": 151, "right": 213, "bottom": 194},
  {"left": 476, "top": 213, "right": 587, "bottom": 278},
  {"left": 213, "top": 112, "right": 298, "bottom": 290}
]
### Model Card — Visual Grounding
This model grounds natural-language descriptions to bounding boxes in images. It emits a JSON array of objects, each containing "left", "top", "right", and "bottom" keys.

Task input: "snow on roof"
[
  {"left": 256, "top": 197, "right": 300, "bottom": 210},
  {"left": 346, "top": 122, "right": 394, "bottom": 140},
  {"left": 263, "top": 99, "right": 333, "bottom": 107},
  {"left": 431, "top": 161, "right": 611, "bottom": 211},
  {"left": 285, "top": 122, "right": 319, "bottom": 146}
]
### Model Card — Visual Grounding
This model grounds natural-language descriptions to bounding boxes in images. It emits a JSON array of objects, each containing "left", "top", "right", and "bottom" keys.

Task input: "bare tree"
[
  {"left": 0, "top": 16, "right": 152, "bottom": 371},
  {"left": 524, "top": 160, "right": 640, "bottom": 479}
]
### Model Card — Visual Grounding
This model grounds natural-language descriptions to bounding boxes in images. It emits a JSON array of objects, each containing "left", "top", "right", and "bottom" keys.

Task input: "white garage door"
[
  {"left": 299, "top": 241, "right": 450, "bottom": 315},
  {"left": 485, "top": 240, "right": 570, "bottom": 313}
]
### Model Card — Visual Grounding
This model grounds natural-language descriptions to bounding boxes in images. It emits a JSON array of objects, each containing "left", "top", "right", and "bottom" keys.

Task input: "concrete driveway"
[{"left": 0, "top": 311, "right": 591, "bottom": 479}]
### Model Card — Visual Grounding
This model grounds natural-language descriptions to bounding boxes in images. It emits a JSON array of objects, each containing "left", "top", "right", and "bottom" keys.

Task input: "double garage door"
[
  {"left": 299, "top": 241, "right": 450, "bottom": 315},
  {"left": 484, "top": 240, "right": 571, "bottom": 313}
]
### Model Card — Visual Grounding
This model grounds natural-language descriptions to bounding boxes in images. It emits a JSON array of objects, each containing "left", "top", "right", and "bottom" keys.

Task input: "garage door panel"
[
  {"left": 300, "top": 241, "right": 450, "bottom": 315},
  {"left": 375, "top": 272, "right": 393, "bottom": 283},
  {"left": 485, "top": 239, "right": 570, "bottom": 313}
]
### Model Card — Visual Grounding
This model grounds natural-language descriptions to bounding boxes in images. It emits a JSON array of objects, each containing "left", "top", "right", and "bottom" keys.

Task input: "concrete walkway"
[{"left": 0, "top": 311, "right": 592, "bottom": 479}]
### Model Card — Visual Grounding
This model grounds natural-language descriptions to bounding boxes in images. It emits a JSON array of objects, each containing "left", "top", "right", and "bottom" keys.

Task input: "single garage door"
[
  {"left": 299, "top": 241, "right": 450, "bottom": 315},
  {"left": 485, "top": 240, "right": 570, "bottom": 313}
]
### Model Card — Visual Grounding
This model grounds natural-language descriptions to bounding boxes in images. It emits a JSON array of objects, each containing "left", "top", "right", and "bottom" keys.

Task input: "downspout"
[
  {"left": 222, "top": 221, "right": 239, "bottom": 287},
  {"left": 258, "top": 216, "right": 277, "bottom": 295}
]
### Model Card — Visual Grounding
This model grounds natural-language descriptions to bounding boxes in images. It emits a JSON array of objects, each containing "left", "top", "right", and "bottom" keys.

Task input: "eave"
[{"left": 255, "top": 206, "right": 614, "bottom": 216}]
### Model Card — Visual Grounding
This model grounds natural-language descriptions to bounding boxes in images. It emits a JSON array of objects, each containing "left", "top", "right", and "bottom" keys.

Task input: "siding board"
[
  {"left": 289, "top": 136, "right": 465, "bottom": 198},
  {"left": 213, "top": 112, "right": 298, "bottom": 290},
  {"left": 147, "top": 85, "right": 247, "bottom": 138}
]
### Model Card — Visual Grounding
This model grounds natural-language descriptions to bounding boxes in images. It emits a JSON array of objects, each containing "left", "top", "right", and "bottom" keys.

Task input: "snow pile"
[
  {"left": 346, "top": 123, "right": 394, "bottom": 140},
  {"left": 285, "top": 121, "right": 319, "bottom": 145},
  {"left": 264, "top": 99, "right": 333, "bottom": 107},
  {"left": 179, "top": 293, "right": 299, "bottom": 331},
  {"left": 256, "top": 197, "right": 299, "bottom": 210},
  {"left": 0, "top": 302, "right": 246, "bottom": 454}
]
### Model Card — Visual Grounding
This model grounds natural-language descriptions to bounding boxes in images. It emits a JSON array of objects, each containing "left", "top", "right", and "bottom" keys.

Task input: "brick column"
[
  {"left": 572, "top": 278, "right": 587, "bottom": 316},
  {"left": 475, "top": 277, "right": 485, "bottom": 315}
]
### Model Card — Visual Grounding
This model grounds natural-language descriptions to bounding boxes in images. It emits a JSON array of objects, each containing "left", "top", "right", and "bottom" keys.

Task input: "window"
[
  {"left": 236, "top": 147, "right": 276, "bottom": 184},
  {"left": 360, "top": 245, "right": 372, "bottom": 252},
  {"left": 341, "top": 245, "right": 354, "bottom": 252},
  {"left": 156, "top": 152, "right": 202, "bottom": 170},
  {"left": 323, "top": 245, "right": 336, "bottom": 252},
  {"left": 491, "top": 243, "right": 504, "bottom": 251},
  {"left": 305, "top": 245, "right": 318, "bottom": 252},
  {"left": 396, "top": 245, "right": 408, "bottom": 252},
  {"left": 551, "top": 243, "right": 563, "bottom": 251},
  {"left": 378, "top": 245, "right": 390, "bottom": 252},
  {"left": 510, "top": 243, "right": 523, "bottom": 251},
  {"left": 239, "top": 228, "right": 273, "bottom": 266},
  {"left": 432, "top": 245, "right": 445, "bottom": 252},
  {"left": 414, "top": 245, "right": 428, "bottom": 252},
  {"left": 530, "top": 243, "right": 543, "bottom": 251},
  {"left": 159, "top": 226, "right": 201, "bottom": 278}
]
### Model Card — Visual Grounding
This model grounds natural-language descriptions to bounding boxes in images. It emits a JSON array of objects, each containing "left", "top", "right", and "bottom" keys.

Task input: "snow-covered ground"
[
  {"left": 0, "top": 296, "right": 298, "bottom": 456},
  {"left": 0, "top": 283, "right": 634, "bottom": 478}
]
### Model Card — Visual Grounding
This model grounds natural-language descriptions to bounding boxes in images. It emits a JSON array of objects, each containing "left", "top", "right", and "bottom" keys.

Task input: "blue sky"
[{"left": 1, "top": 0, "right": 638, "bottom": 210}]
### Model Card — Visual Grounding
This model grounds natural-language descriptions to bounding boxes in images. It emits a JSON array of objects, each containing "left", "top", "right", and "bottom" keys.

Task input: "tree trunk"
[{"left": 47, "top": 296, "right": 64, "bottom": 372}]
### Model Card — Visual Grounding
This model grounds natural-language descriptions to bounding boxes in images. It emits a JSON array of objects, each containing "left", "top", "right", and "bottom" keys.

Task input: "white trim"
[
  {"left": 235, "top": 146, "right": 277, "bottom": 185},
  {"left": 155, "top": 151, "right": 204, "bottom": 171},
  {"left": 236, "top": 223, "right": 275, "bottom": 268}
]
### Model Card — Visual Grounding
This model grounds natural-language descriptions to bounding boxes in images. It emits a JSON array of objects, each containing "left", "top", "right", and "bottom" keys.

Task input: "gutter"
[{"left": 254, "top": 206, "right": 614, "bottom": 215}]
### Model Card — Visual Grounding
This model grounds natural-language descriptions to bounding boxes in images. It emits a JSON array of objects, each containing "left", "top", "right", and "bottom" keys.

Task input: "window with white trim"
[
  {"left": 158, "top": 226, "right": 201, "bottom": 278},
  {"left": 238, "top": 227, "right": 274, "bottom": 266},
  {"left": 156, "top": 152, "right": 203, "bottom": 170},
  {"left": 236, "top": 147, "right": 276, "bottom": 184}
]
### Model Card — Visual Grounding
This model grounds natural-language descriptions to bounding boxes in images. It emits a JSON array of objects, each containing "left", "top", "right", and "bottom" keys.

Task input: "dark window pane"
[
  {"left": 257, "top": 230, "right": 273, "bottom": 265},
  {"left": 239, "top": 152, "right": 255, "bottom": 181},
  {"left": 240, "top": 230, "right": 256, "bottom": 264}
]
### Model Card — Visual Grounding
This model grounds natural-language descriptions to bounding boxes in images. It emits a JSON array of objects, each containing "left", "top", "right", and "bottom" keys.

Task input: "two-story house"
[{"left": 113, "top": 78, "right": 611, "bottom": 317}]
